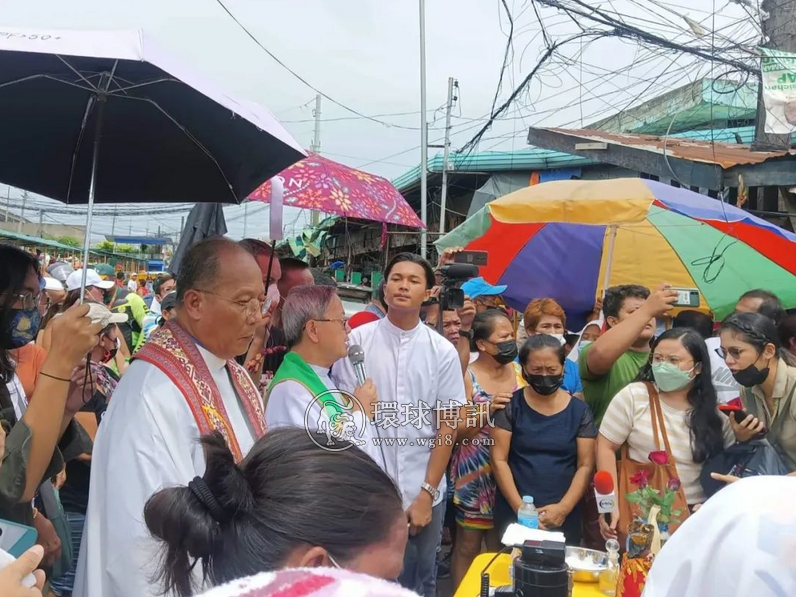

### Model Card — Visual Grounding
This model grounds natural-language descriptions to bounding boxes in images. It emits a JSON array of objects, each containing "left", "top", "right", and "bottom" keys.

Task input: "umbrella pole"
[
  {"left": 601, "top": 224, "right": 618, "bottom": 297},
  {"left": 79, "top": 74, "right": 112, "bottom": 302}
]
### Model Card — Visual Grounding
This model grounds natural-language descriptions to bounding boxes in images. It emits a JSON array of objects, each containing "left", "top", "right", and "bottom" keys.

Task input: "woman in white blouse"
[{"left": 596, "top": 327, "right": 733, "bottom": 541}]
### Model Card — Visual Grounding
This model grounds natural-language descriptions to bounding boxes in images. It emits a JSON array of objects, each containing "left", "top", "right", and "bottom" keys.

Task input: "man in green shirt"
[{"left": 579, "top": 284, "right": 677, "bottom": 426}]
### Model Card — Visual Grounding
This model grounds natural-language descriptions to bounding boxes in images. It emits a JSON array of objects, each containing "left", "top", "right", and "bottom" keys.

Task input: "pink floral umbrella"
[{"left": 247, "top": 153, "right": 425, "bottom": 228}]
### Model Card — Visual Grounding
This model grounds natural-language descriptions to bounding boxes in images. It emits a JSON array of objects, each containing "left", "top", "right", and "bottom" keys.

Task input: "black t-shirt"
[{"left": 59, "top": 370, "right": 116, "bottom": 514}]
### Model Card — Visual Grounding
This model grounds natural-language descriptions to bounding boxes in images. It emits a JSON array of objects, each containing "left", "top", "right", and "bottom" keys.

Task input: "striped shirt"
[{"left": 600, "top": 382, "right": 733, "bottom": 504}]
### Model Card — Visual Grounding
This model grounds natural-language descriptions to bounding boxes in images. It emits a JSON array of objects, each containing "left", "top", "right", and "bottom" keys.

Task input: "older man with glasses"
[
  {"left": 265, "top": 285, "right": 378, "bottom": 435},
  {"left": 74, "top": 237, "right": 268, "bottom": 597}
]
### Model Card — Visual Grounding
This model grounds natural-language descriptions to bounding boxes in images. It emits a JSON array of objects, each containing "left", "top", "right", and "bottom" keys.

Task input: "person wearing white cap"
[{"left": 64, "top": 269, "right": 115, "bottom": 304}]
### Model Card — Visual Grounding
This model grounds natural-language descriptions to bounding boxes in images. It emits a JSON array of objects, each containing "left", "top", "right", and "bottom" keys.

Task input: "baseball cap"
[
  {"left": 85, "top": 303, "right": 128, "bottom": 327},
  {"left": 461, "top": 277, "right": 507, "bottom": 299},
  {"left": 160, "top": 292, "right": 177, "bottom": 312},
  {"left": 43, "top": 276, "right": 64, "bottom": 292},
  {"left": 348, "top": 310, "right": 380, "bottom": 329},
  {"left": 65, "top": 269, "right": 116, "bottom": 292},
  {"left": 94, "top": 263, "right": 115, "bottom": 278}
]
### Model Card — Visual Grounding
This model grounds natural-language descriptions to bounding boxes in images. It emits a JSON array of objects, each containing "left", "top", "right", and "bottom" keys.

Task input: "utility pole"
[
  {"left": 3, "top": 187, "right": 9, "bottom": 223},
  {"left": 243, "top": 201, "right": 249, "bottom": 237},
  {"left": 439, "top": 77, "right": 458, "bottom": 236},
  {"left": 17, "top": 190, "right": 27, "bottom": 233},
  {"left": 752, "top": 0, "right": 796, "bottom": 150},
  {"left": 419, "top": 0, "right": 429, "bottom": 258},
  {"left": 38, "top": 210, "right": 43, "bottom": 237},
  {"left": 310, "top": 94, "right": 322, "bottom": 227}
]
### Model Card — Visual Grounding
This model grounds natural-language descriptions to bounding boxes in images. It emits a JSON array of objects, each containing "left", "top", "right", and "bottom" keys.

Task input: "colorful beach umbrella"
[
  {"left": 247, "top": 153, "right": 425, "bottom": 228},
  {"left": 436, "top": 178, "right": 796, "bottom": 329}
]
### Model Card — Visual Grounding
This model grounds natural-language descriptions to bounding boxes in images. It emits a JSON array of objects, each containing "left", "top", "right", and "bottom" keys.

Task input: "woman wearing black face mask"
[
  {"left": 449, "top": 309, "right": 523, "bottom": 587},
  {"left": 490, "top": 334, "right": 597, "bottom": 544},
  {"left": 0, "top": 245, "right": 101, "bottom": 529},
  {"left": 719, "top": 312, "right": 796, "bottom": 473}
]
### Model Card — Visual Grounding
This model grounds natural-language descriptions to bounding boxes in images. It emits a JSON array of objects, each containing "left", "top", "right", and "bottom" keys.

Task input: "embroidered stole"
[{"left": 135, "top": 321, "right": 266, "bottom": 461}]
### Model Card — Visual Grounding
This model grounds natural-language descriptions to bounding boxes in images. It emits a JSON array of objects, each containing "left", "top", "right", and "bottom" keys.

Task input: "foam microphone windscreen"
[
  {"left": 347, "top": 344, "right": 365, "bottom": 365},
  {"left": 594, "top": 471, "right": 614, "bottom": 495}
]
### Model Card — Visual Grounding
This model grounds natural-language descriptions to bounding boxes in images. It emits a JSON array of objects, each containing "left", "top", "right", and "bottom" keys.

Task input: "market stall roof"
[
  {"left": 0, "top": 228, "right": 85, "bottom": 252},
  {"left": 526, "top": 126, "right": 796, "bottom": 190},
  {"left": 0, "top": 228, "right": 146, "bottom": 262}
]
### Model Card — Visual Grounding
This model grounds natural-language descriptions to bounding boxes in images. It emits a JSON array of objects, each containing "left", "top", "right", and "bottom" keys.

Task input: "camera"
[{"left": 438, "top": 263, "right": 479, "bottom": 310}]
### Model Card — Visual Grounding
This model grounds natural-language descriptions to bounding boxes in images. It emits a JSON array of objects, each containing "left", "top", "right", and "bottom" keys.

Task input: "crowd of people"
[{"left": 1, "top": 238, "right": 795, "bottom": 597}]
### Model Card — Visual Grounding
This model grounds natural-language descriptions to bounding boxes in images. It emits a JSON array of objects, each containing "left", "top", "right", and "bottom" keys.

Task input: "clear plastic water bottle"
[{"left": 518, "top": 495, "right": 539, "bottom": 529}]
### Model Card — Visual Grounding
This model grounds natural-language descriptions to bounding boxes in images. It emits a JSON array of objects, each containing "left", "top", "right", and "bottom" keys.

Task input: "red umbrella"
[{"left": 247, "top": 153, "right": 424, "bottom": 229}]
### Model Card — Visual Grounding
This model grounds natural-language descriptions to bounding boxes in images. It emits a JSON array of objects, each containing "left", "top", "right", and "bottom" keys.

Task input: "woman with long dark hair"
[
  {"left": 718, "top": 312, "right": 796, "bottom": 472},
  {"left": 144, "top": 428, "right": 408, "bottom": 597},
  {"left": 597, "top": 327, "right": 732, "bottom": 540},
  {"left": 450, "top": 309, "right": 522, "bottom": 586},
  {"left": 0, "top": 245, "right": 100, "bottom": 526}
]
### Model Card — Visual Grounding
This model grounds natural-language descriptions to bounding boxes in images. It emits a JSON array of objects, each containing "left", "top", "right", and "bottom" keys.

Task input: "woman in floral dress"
[{"left": 450, "top": 309, "right": 524, "bottom": 587}]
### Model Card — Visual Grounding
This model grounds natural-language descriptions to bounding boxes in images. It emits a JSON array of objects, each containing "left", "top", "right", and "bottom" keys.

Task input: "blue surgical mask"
[
  {"left": 3, "top": 306, "right": 43, "bottom": 349},
  {"left": 651, "top": 361, "right": 694, "bottom": 392}
]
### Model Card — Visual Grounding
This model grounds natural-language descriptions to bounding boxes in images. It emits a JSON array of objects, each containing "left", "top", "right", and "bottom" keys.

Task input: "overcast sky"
[{"left": 0, "top": 0, "right": 758, "bottom": 242}]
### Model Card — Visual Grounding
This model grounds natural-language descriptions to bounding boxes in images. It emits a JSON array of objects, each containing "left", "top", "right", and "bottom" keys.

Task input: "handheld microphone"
[
  {"left": 348, "top": 345, "right": 367, "bottom": 387},
  {"left": 594, "top": 471, "right": 617, "bottom": 514}
]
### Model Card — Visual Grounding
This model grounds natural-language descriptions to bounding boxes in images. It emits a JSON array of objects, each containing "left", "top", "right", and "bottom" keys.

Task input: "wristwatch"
[
  {"left": 459, "top": 329, "right": 473, "bottom": 339},
  {"left": 420, "top": 482, "right": 440, "bottom": 501}
]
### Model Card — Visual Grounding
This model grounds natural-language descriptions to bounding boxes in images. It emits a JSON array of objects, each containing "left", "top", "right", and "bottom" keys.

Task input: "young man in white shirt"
[{"left": 332, "top": 253, "right": 466, "bottom": 597}]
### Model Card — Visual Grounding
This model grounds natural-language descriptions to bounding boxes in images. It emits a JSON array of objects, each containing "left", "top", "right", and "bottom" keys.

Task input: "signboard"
[{"left": 761, "top": 47, "right": 796, "bottom": 134}]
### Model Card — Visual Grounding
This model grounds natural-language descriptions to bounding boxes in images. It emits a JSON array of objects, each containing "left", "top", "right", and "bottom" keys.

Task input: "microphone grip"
[{"left": 353, "top": 362, "right": 367, "bottom": 387}]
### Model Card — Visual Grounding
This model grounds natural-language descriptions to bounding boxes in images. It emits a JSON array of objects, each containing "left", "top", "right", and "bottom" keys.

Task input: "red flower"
[
  {"left": 649, "top": 451, "right": 669, "bottom": 465},
  {"left": 629, "top": 470, "right": 650, "bottom": 488},
  {"left": 667, "top": 477, "right": 681, "bottom": 491}
]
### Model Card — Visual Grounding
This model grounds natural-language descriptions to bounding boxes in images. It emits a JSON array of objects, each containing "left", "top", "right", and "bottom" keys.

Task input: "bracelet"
[{"left": 39, "top": 371, "right": 71, "bottom": 383}]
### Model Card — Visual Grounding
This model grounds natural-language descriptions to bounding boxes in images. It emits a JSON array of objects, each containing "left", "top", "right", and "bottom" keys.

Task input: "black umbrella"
[
  {"left": 0, "top": 27, "right": 305, "bottom": 294},
  {"left": 169, "top": 203, "right": 228, "bottom": 276}
]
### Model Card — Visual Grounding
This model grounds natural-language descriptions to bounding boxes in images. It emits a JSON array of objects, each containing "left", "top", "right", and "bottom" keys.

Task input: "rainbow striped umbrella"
[{"left": 437, "top": 178, "right": 796, "bottom": 329}]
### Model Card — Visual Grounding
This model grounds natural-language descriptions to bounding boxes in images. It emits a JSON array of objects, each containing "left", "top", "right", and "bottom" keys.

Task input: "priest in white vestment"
[{"left": 73, "top": 238, "right": 269, "bottom": 597}]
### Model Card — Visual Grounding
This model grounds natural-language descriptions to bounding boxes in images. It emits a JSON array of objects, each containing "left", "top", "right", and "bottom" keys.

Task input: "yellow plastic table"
[{"left": 454, "top": 553, "right": 605, "bottom": 597}]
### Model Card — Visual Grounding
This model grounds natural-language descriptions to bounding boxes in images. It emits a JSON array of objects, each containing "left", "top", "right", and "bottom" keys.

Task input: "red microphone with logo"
[{"left": 594, "top": 471, "right": 617, "bottom": 514}]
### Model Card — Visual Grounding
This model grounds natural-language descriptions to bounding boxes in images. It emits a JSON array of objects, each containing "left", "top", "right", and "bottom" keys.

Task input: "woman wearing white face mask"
[
  {"left": 596, "top": 328, "right": 734, "bottom": 541},
  {"left": 523, "top": 298, "right": 583, "bottom": 399}
]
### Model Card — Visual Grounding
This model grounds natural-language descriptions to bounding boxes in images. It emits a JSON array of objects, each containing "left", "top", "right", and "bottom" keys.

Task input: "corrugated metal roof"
[
  {"left": 541, "top": 127, "right": 795, "bottom": 169},
  {"left": 391, "top": 148, "right": 593, "bottom": 192}
]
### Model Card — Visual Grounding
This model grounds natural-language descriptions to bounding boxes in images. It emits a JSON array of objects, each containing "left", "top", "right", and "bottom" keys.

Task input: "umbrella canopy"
[
  {"left": 169, "top": 203, "right": 228, "bottom": 276},
  {"left": 247, "top": 153, "right": 425, "bottom": 228},
  {"left": 437, "top": 178, "right": 796, "bottom": 328},
  {"left": 0, "top": 27, "right": 305, "bottom": 204}
]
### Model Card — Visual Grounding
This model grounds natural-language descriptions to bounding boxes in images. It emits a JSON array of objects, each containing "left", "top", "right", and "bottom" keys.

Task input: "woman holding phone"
[{"left": 716, "top": 313, "right": 796, "bottom": 474}]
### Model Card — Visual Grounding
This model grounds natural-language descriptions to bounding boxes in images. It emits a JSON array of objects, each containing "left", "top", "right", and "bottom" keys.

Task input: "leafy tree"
[{"left": 54, "top": 236, "right": 81, "bottom": 248}]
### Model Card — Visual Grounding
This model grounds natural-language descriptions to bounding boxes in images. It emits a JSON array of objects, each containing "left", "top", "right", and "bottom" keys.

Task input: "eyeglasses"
[
  {"left": 9, "top": 292, "right": 41, "bottom": 310},
  {"left": 715, "top": 346, "right": 750, "bottom": 361},
  {"left": 196, "top": 289, "right": 269, "bottom": 318},
  {"left": 651, "top": 354, "right": 693, "bottom": 367},
  {"left": 313, "top": 317, "right": 349, "bottom": 328}
]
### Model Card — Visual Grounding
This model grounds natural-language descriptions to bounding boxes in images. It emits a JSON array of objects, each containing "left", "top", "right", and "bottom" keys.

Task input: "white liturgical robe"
[{"left": 73, "top": 345, "right": 256, "bottom": 597}]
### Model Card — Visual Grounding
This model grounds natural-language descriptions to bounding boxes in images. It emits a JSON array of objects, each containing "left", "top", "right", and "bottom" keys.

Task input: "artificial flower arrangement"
[{"left": 624, "top": 451, "right": 682, "bottom": 557}]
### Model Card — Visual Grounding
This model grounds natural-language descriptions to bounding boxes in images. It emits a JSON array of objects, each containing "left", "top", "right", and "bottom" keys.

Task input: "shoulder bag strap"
[{"left": 644, "top": 382, "right": 673, "bottom": 455}]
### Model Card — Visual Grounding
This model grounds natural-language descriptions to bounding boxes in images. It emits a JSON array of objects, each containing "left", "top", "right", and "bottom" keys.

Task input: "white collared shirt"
[
  {"left": 331, "top": 317, "right": 466, "bottom": 510},
  {"left": 74, "top": 345, "right": 255, "bottom": 597}
]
